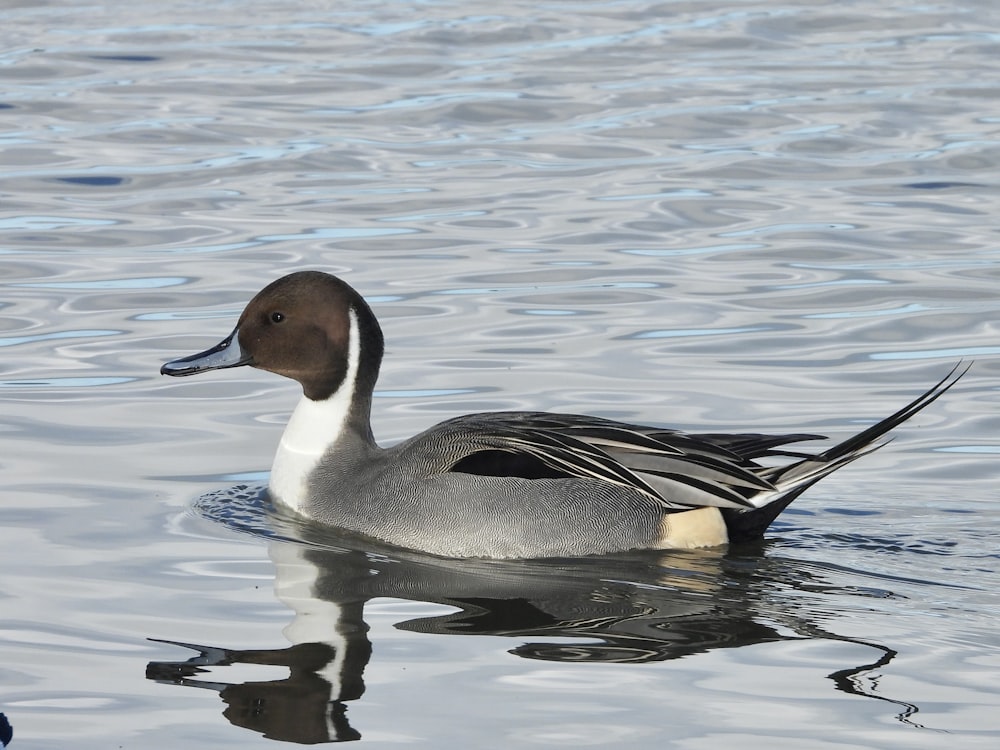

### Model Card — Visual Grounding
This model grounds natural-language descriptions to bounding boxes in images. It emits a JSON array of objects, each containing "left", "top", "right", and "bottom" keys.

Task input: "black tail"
[{"left": 723, "top": 363, "right": 969, "bottom": 544}]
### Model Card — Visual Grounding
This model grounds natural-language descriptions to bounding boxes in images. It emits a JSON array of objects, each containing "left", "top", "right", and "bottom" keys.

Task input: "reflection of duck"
[
  {"left": 147, "top": 529, "right": 922, "bottom": 744},
  {"left": 161, "top": 271, "right": 966, "bottom": 558}
]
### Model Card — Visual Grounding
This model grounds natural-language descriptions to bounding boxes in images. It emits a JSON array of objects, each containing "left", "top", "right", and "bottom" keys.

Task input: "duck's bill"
[{"left": 160, "top": 328, "right": 252, "bottom": 376}]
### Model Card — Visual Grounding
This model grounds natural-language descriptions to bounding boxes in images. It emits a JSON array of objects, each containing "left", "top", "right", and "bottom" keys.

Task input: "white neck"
[{"left": 269, "top": 308, "right": 360, "bottom": 514}]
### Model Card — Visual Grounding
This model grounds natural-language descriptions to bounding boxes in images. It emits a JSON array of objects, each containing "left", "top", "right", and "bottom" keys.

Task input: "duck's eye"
[{"left": 270, "top": 311, "right": 285, "bottom": 324}]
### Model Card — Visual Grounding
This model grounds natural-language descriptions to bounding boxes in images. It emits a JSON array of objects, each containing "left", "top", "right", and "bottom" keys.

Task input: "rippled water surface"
[{"left": 3, "top": 1, "right": 1000, "bottom": 747}]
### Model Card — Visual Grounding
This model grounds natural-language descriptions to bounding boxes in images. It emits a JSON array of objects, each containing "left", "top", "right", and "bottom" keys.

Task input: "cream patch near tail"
[{"left": 655, "top": 507, "right": 729, "bottom": 549}]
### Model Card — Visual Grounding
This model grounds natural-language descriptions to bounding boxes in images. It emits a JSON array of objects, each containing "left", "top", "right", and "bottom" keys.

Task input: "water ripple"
[{"left": 3, "top": 1, "right": 1000, "bottom": 746}]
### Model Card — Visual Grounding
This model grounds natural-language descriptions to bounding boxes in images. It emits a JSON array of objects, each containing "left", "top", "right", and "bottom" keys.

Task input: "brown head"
[{"left": 161, "top": 271, "right": 384, "bottom": 402}]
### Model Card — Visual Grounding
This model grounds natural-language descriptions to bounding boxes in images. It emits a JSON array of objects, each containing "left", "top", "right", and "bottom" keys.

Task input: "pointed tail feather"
[{"left": 723, "top": 363, "right": 969, "bottom": 543}]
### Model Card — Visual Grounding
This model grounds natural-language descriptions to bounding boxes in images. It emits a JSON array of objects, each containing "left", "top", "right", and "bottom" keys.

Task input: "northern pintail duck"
[{"left": 161, "top": 271, "right": 965, "bottom": 559}]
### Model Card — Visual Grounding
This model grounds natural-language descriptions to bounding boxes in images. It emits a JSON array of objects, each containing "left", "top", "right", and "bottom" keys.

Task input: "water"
[{"left": 2, "top": 0, "right": 1000, "bottom": 747}]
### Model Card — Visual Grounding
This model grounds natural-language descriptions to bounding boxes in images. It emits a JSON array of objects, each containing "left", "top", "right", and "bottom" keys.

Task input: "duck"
[{"left": 161, "top": 271, "right": 966, "bottom": 559}]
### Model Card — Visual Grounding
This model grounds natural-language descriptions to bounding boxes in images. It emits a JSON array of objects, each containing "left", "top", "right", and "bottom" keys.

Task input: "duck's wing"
[
  {"left": 408, "top": 362, "right": 969, "bottom": 517},
  {"left": 413, "top": 411, "right": 813, "bottom": 513},
  {"left": 400, "top": 364, "right": 967, "bottom": 535}
]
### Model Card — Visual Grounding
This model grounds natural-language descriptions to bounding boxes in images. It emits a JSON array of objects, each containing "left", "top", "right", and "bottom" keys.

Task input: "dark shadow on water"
[
  {"left": 0, "top": 712, "right": 11, "bottom": 747},
  {"left": 146, "top": 484, "right": 932, "bottom": 744},
  {"left": 53, "top": 175, "right": 127, "bottom": 187}
]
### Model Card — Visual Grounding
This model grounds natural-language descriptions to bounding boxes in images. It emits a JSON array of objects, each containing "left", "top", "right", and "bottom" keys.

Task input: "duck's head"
[{"left": 161, "top": 271, "right": 384, "bottom": 401}]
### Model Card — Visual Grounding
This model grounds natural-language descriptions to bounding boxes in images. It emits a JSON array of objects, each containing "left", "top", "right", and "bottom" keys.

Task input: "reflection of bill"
[
  {"left": 147, "top": 536, "right": 924, "bottom": 743},
  {"left": 0, "top": 711, "right": 11, "bottom": 748}
]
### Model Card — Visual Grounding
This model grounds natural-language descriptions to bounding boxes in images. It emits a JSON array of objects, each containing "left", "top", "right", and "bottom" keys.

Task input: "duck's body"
[
  {"left": 162, "top": 271, "right": 965, "bottom": 559},
  {"left": 274, "top": 405, "right": 735, "bottom": 558}
]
